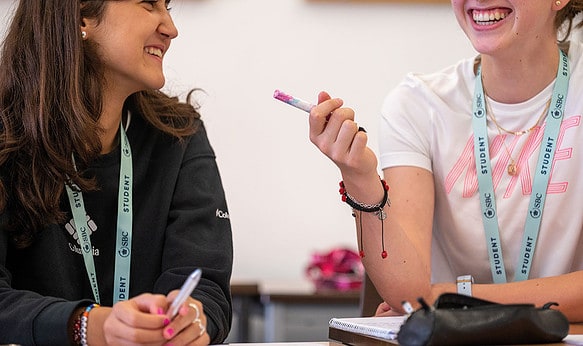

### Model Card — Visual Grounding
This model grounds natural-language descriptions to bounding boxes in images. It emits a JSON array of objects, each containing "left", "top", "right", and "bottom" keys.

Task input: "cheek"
[
  {"left": 451, "top": 4, "right": 468, "bottom": 29},
  {"left": 102, "top": 38, "right": 140, "bottom": 64},
  {"left": 451, "top": 0, "right": 463, "bottom": 11}
]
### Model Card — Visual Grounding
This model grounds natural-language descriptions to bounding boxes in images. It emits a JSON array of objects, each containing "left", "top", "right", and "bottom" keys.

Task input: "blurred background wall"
[{"left": 0, "top": 0, "right": 476, "bottom": 282}]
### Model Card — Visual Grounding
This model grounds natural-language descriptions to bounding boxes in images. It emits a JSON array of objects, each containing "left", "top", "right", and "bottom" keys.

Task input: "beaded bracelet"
[
  {"left": 72, "top": 309, "right": 83, "bottom": 345},
  {"left": 77, "top": 303, "right": 100, "bottom": 346},
  {"left": 339, "top": 178, "right": 390, "bottom": 259}
]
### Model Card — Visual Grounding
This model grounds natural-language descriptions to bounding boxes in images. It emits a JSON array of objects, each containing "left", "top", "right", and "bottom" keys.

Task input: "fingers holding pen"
[
  {"left": 102, "top": 294, "right": 171, "bottom": 345},
  {"left": 309, "top": 91, "right": 369, "bottom": 168},
  {"left": 309, "top": 91, "right": 342, "bottom": 136},
  {"left": 163, "top": 298, "right": 209, "bottom": 345}
]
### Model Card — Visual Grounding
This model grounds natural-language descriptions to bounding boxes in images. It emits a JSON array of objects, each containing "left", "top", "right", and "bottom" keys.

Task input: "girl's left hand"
[
  {"left": 163, "top": 295, "right": 209, "bottom": 346},
  {"left": 374, "top": 301, "right": 404, "bottom": 316},
  {"left": 100, "top": 293, "right": 173, "bottom": 345}
]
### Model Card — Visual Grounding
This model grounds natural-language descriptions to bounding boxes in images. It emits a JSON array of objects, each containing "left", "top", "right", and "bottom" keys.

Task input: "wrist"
[
  {"left": 339, "top": 176, "right": 390, "bottom": 259},
  {"left": 339, "top": 173, "right": 386, "bottom": 205},
  {"left": 340, "top": 178, "right": 389, "bottom": 213},
  {"left": 456, "top": 275, "right": 474, "bottom": 296},
  {"left": 87, "top": 306, "right": 110, "bottom": 346},
  {"left": 80, "top": 304, "right": 100, "bottom": 346}
]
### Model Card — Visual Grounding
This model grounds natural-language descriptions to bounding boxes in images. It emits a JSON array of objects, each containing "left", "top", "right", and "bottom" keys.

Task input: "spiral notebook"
[{"left": 328, "top": 315, "right": 406, "bottom": 341}]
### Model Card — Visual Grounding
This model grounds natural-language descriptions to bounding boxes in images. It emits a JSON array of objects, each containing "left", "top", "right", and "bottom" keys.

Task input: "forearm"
[
  {"left": 348, "top": 167, "right": 435, "bottom": 312},
  {"left": 570, "top": 323, "right": 583, "bottom": 334},
  {"left": 358, "top": 211, "right": 432, "bottom": 311},
  {"left": 87, "top": 306, "right": 109, "bottom": 345},
  {"left": 430, "top": 271, "right": 583, "bottom": 322},
  {"left": 0, "top": 286, "right": 88, "bottom": 345}
]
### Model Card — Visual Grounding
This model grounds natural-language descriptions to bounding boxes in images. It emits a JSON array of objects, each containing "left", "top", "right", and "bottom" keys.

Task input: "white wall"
[{"left": 0, "top": 1, "right": 476, "bottom": 281}]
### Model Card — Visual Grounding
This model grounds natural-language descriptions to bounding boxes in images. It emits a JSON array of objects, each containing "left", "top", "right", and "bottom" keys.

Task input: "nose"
[{"left": 159, "top": 11, "right": 178, "bottom": 40}]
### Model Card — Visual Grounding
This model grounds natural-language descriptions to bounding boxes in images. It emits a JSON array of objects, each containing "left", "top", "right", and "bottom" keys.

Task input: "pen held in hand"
[
  {"left": 273, "top": 89, "right": 366, "bottom": 132},
  {"left": 167, "top": 268, "right": 202, "bottom": 320},
  {"left": 273, "top": 89, "right": 314, "bottom": 113}
]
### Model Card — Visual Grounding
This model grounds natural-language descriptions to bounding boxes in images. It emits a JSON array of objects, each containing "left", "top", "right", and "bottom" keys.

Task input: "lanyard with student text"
[
  {"left": 472, "top": 50, "right": 569, "bottom": 283},
  {"left": 65, "top": 123, "right": 133, "bottom": 304}
]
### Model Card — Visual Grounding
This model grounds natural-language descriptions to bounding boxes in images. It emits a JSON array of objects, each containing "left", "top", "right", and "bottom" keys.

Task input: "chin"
[
  {"left": 146, "top": 78, "right": 166, "bottom": 91},
  {"left": 469, "top": 38, "right": 505, "bottom": 56}
]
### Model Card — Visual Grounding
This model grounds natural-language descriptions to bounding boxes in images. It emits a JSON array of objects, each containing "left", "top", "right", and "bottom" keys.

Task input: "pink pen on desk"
[{"left": 273, "top": 89, "right": 366, "bottom": 132}]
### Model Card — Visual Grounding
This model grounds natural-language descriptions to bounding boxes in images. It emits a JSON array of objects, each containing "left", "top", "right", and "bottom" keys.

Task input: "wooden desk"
[
  {"left": 260, "top": 281, "right": 360, "bottom": 342},
  {"left": 260, "top": 281, "right": 360, "bottom": 305},
  {"left": 230, "top": 280, "right": 361, "bottom": 343},
  {"left": 231, "top": 281, "right": 261, "bottom": 342},
  {"left": 329, "top": 327, "right": 397, "bottom": 345},
  {"left": 227, "top": 343, "right": 343, "bottom": 346}
]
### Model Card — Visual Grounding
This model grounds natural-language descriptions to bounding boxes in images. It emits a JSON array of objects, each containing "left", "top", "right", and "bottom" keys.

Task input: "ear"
[
  {"left": 554, "top": 0, "right": 571, "bottom": 11},
  {"left": 80, "top": 17, "right": 99, "bottom": 40},
  {"left": 80, "top": 18, "right": 89, "bottom": 40}
]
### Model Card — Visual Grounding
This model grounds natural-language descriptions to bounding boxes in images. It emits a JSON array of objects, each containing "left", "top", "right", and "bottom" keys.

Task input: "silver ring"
[
  {"left": 193, "top": 318, "right": 206, "bottom": 336},
  {"left": 188, "top": 303, "right": 200, "bottom": 321}
]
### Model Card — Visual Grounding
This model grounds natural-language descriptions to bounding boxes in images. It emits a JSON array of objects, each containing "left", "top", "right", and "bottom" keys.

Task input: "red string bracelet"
[{"left": 339, "top": 178, "right": 390, "bottom": 259}]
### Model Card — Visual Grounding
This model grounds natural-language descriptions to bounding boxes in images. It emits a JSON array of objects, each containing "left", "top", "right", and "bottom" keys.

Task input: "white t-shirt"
[{"left": 379, "top": 42, "right": 583, "bottom": 284}]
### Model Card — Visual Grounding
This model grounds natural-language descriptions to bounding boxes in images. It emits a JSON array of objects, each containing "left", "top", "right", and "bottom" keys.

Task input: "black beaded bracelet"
[
  {"left": 339, "top": 179, "right": 390, "bottom": 213},
  {"left": 338, "top": 178, "right": 391, "bottom": 259}
]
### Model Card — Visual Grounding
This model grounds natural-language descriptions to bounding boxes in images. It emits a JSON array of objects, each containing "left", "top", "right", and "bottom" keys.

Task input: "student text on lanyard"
[
  {"left": 65, "top": 122, "right": 133, "bottom": 304},
  {"left": 472, "top": 50, "right": 569, "bottom": 283}
]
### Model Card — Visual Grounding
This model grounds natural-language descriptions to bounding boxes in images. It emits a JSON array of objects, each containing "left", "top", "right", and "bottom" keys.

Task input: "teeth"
[
  {"left": 145, "top": 47, "right": 163, "bottom": 58},
  {"left": 473, "top": 9, "right": 507, "bottom": 25}
]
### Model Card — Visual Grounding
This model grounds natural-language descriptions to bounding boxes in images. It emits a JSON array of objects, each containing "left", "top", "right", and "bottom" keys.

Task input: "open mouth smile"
[
  {"left": 145, "top": 47, "right": 163, "bottom": 58},
  {"left": 472, "top": 9, "right": 512, "bottom": 26}
]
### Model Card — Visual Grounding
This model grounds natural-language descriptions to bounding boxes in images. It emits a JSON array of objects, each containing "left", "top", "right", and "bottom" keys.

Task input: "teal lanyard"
[
  {"left": 471, "top": 50, "right": 569, "bottom": 283},
  {"left": 65, "top": 123, "right": 133, "bottom": 304}
]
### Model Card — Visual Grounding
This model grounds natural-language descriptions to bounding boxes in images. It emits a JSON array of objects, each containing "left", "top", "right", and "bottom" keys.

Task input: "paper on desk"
[
  {"left": 565, "top": 335, "right": 583, "bottom": 345},
  {"left": 328, "top": 316, "right": 406, "bottom": 341}
]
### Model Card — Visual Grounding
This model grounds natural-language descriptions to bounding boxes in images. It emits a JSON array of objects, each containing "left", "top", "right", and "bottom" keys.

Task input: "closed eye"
[{"left": 141, "top": 0, "right": 172, "bottom": 11}]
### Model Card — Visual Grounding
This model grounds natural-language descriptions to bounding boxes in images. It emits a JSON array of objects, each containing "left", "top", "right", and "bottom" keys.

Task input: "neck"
[
  {"left": 480, "top": 45, "right": 560, "bottom": 103},
  {"left": 99, "top": 92, "right": 127, "bottom": 154}
]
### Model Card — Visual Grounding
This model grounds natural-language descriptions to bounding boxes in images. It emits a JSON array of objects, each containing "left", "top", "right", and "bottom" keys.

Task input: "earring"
[
  {"left": 81, "top": 31, "right": 87, "bottom": 39},
  {"left": 556, "top": 0, "right": 561, "bottom": 6}
]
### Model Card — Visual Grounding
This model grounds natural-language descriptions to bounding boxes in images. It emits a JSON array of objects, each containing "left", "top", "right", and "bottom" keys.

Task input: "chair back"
[{"left": 359, "top": 272, "right": 383, "bottom": 317}]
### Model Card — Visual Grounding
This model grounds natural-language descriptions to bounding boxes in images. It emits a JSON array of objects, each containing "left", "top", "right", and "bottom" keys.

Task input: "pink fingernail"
[
  {"left": 158, "top": 307, "right": 164, "bottom": 315},
  {"left": 166, "top": 328, "right": 174, "bottom": 337},
  {"left": 163, "top": 318, "right": 170, "bottom": 326}
]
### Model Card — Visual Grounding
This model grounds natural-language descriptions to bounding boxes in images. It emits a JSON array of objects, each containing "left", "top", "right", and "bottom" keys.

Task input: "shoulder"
[
  {"left": 184, "top": 122, "right": 216, "bottom": 159},
  {"left": 568, "top": 40, "right": 583, "bottom": 81},
  {"left": 128, "top": 112, "right": 213, "bottom": 159},
  {"left": 568, "top": 40, "right": 583, "bottom": 65},
  {"left": 382, "top": 56, "right": 477, "bottom": 115},
  {"left": 404, "top": 56, "right": 474, "bottom": 91}
]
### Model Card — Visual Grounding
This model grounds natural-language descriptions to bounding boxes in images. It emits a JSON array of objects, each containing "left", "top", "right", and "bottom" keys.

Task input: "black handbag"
[{"left": 397, "top": 293, "right": 569, "bottom": 346}]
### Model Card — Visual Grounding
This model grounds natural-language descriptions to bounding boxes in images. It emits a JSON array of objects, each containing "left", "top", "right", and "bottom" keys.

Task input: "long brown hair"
[
  {"left": 557, "top": 0, "right": 583, "bottom": 42},
  {"left": 0, "top": 0, "right": 201, "bottom": 248}
]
